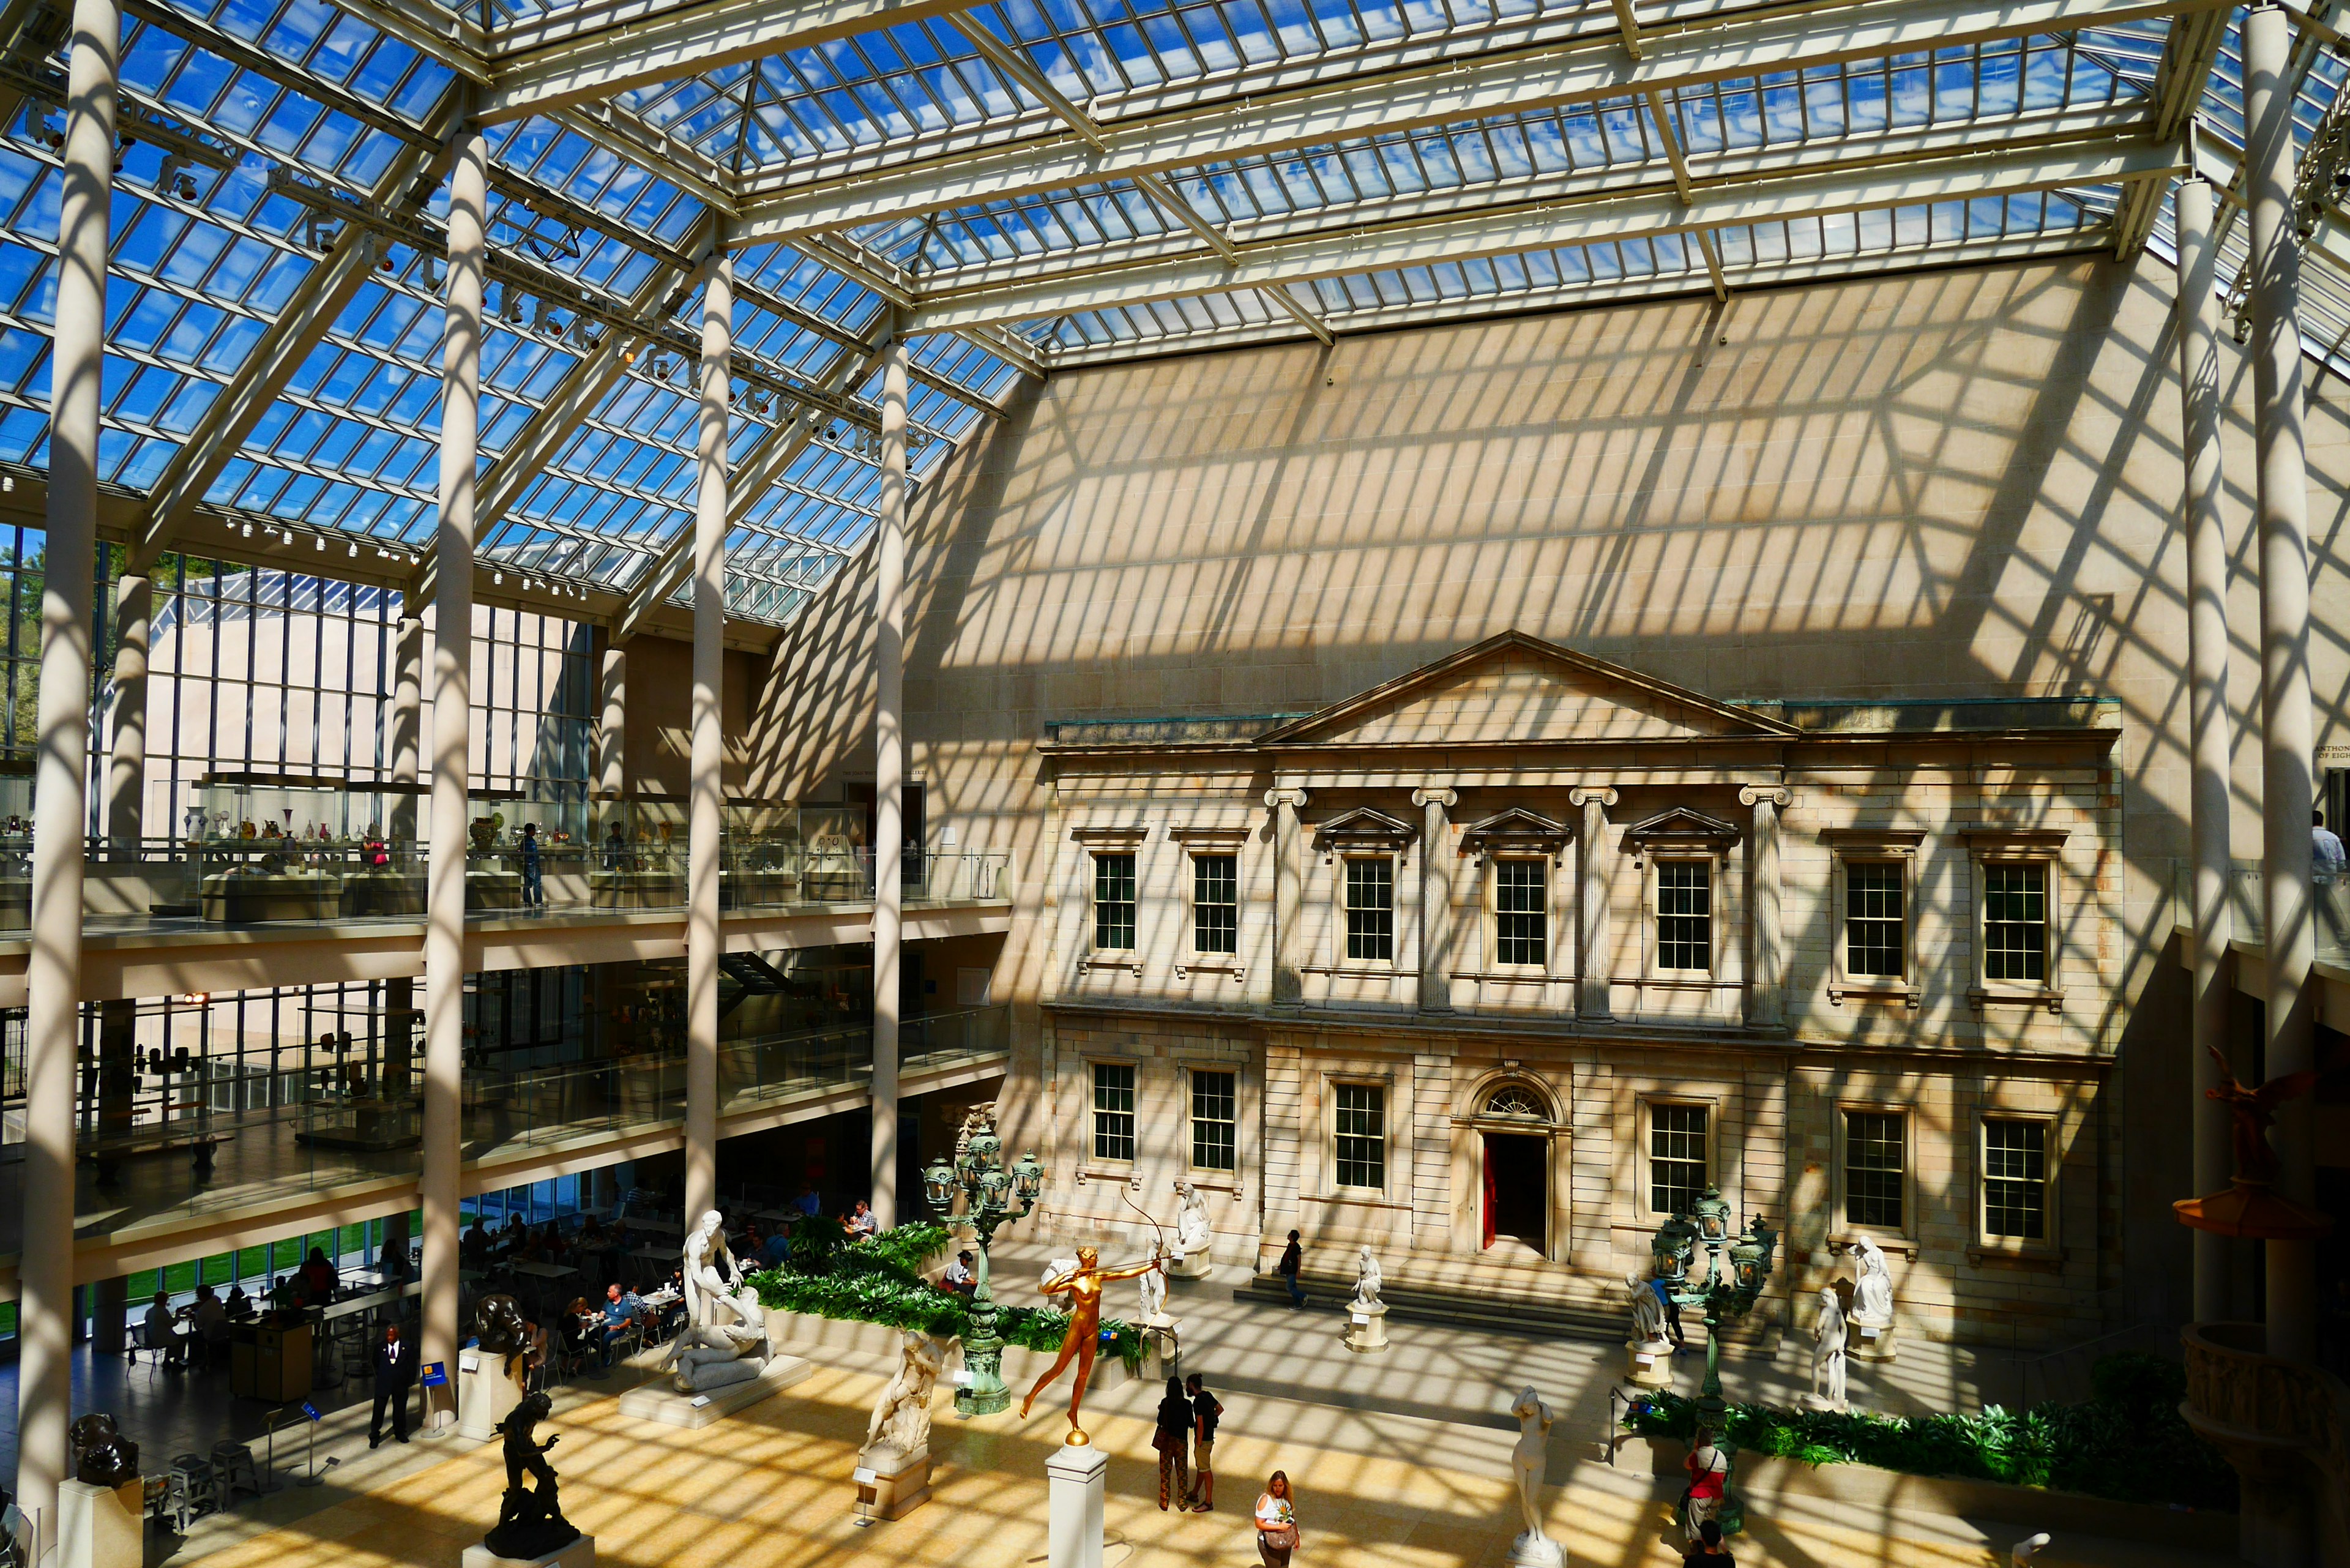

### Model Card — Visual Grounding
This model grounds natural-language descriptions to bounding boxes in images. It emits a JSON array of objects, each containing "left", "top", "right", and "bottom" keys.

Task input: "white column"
[
  {"left": 103, "top": 572, "right": 149, "bottom": 851},
  {"left": 685, "top": 256, "right": 731, "bottom": 1227},
  {"left": 18, "top": 0, "right": 115, "bottom": 1540},
  {"left": 1266, "top": 787, "right": 1307, "bottom": 1005},
  {"left": 870, "top": 321, "right": 908, "bottom": 1228},
  {"left": 597, "top": 643, "right": 627, "bottom": 800},
  {"left": 1572, "top": 787, "right": 1617, "bottom": 1020},
  {"left": 1741, "top": 786, "right": 1788, "bottom": 1028},
  {"left": 1412, "top": 787, "right": 1455, "bottom": 1012},
  {"left": 2244, "top": 2, "right": 2318, "bottom": 1367},
  {"left": 420, "top": 125, "right": 485, "bottom": 1428},
  {"left": 2175, "top": 174, "right": 2236, "bottom": 1325},
  {"left": 387, "top": 610, "right": 423, "bottom": 841}
]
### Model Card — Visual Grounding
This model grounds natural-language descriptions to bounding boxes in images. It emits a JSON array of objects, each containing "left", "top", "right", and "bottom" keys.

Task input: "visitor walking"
[
  {"left": 1652, "top": 1273, "right": 1687, "bottom": 1351},
  {"left": 520, "top": 823, "right": 545, "bottom": 908},
  {"left": 369, "top": 1324, "right": 417, "bottom": 1447},
  {"left": 1254, "top": 1470, "right": 1300, "bottom": 1566},
  {"left": 1682, "top": 1426, "right": 1729, "bottom": 1543},
  {"left": 1682, "top": 1519, "right": 1734, "bottom": 1566},
  {"left": 1277, "top": 1230, "right": 1305, "bottom": 1308},
  {"left": 1153, "top": 1376, "right": 1193, "bottom": 1509},
  {"left": 1184, "top": 1372, "right": 1223, "bottom": 1510}
]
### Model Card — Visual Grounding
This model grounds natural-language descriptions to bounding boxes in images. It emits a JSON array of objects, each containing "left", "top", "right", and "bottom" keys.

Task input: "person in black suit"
[{"left": 370, "top": 1323, "right": 417, "bottom": 1447}]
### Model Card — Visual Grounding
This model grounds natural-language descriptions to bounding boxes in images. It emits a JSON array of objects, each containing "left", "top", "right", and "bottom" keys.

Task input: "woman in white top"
[{"left": 1254, "top": 1469, "right": 1299, "bottom": 1566}]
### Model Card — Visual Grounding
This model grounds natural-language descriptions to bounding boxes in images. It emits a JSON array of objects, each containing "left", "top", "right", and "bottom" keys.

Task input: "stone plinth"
[
  {"left": 1508, "top": 1531, "right": 1565, "bottom": 1568},
  {"left": 1799, "top": 1392, "right": 1851, "bottom": 1414},
  {"left": 1343, "top": 1299, "right": 1389, "bottom": 1354},
  {"left": 854, "top": 1445, "right": 931, "bottom": 1522},
  {"left": 1166, "top": 1250, "right": 1213, "bottom": 1280},
  {"left": 58, "top": 1477, "right": 143, "bottom": 1568},
  {"left": 458, "top": 1353, "right": 528, "bottom": 1441},
  {"left": 617, "top": 1354, "right": 811, "bottom": 1429},
  {"left": 1625, "top": 1338, "right": 1673, "bottom": 1389},
  {"left": 460, "top": 1535, "right": 595, "bottom": 1568},
  {"left": 1046, "top": 1441, "right": 1108, "bottom": 1568},
  {"left": 1848, "top": 1316, "right": 1897, "bottom": 1362}
]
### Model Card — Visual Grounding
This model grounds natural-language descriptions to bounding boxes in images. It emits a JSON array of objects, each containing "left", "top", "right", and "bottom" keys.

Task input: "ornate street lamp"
[
  {"left": 927, "top": 1106, "right": 1043, "bottom": 1416},
  {"left": 1657, "top": 1198, "right": 1778, "bottom": 1425}
]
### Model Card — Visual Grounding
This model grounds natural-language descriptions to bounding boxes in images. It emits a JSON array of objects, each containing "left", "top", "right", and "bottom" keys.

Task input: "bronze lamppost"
[
  {"left": 1660, "top": 1184, "right": 1778, "bottom": 1425},
  {"left": 922, "top": 1109, "right": 1043, "bottom": 1416}
]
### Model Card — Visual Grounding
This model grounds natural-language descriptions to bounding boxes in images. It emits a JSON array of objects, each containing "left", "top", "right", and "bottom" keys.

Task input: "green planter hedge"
[
  {"left": 748, "top": 1218, "right": 1149, "bottom": 1374},
  {"left": 1620, "top": 1354, "right": 2236, "bottom": 1512}
]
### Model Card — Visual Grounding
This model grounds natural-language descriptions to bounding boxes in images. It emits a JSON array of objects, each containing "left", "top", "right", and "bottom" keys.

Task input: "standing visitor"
[
  {"left": 1255, "top": 1470, "right": 1300, "bottom": 1565},
  {"left": 1153, "top": 1376, "right": 1192, "bottom": 1509},
  {"left": 520, "top": 823, "right": 545, "bottom": 909},
  {"left": 1277, "top": 1230, "right": 1305, "bottom": 1309},
  {"left": 1652, "top": 1274, "right": 1687, "bottom": 1352},
  {"left": 370, "top": 1324, "right": 417, "bottom": 1447},
  {"left": 1682, "top": 1519, "right": 1735, "bottom": 1565},
  {"left": 1185, "top": 1372, "right": 1223, "bottom": 1511},
  {"left": 1682, "top": 1426, "right": 1729, "bottom": 1543}
]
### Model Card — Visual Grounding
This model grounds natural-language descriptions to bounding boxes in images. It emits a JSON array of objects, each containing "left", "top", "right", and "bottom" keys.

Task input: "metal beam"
[
  {"left": 1259, "top": 283, "right": 1333, "bottom": 345},
  {"left": 910, "top": 140, "right": 2185, "bottom": 332},
  {"left": 478, "top": 0, "right": 990, "bottom": 125},
  {"left": 731, "top": 0, "right": 2218, "bottom": 246}
]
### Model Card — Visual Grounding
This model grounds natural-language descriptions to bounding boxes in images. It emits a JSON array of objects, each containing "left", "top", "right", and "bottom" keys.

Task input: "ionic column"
[
  {"left": 1266, "top": 787, "right": 1308, "bottom": 1004},
  {"left": 870, "top": 320, "right": 908, "bottom": 1228},
  {"left": 1740, "top": 786, "right": 1788, "bottom": 1028},
  {"left": 2245, "top": 1, "right": 2319, "bottom": 1366},
  {"left": 19, "top": 0, "right": 116, "bottom": 1537},
  {"left": 1571, "top": 787, "right": 1617, "bottom": 1020},
  {"left": 597, "top": 642, "right": 627, "bottom": 800},
  {"left": 2175, "top": 174, "right": 2236, "bottom": 1324},
  {"left": 1412, "top": 787, "right": 1456, "bottom": 1012},
  {"left": 685, "top": 256, "right": 731, "bottom": 1228},
  {"left": 420, "top": 125, "right": 486, "bottom": 1429}
]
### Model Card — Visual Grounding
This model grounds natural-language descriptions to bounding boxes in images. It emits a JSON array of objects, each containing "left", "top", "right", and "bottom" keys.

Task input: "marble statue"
[
  {"left": 1043, "top": 1256, "right": 1078, "bottom": 1296},
  {"left": 1507, "top": 1387, "right": 1562, "bottom": 1567},
  {"left": 485, "top": 1391, "right": 578, "bottom": 1561},
  {"left": 1174, "top": 1179, "right": 1212, "bottom": 1255},
  {"left": 1138, "top": 1260, "right": 1170, "bottom": 1326},
  {"left": 862, "top": 1331, "right": 950, "bottom": 1466},
  {"left": 1625, "top": 1271, "right": 1668, "bottom": 1346},
  {"left": 1349, "top": 1245, "right": 1383, "bottom": 1309},
  {"left": 1808, "top": 1287, "right": 1849, "bottom": 1412},
  {"left": 662, "top": 1282, "right": 770, "bottom": 1393},
  {"left": 1848, "top": 1235, "right": 1895, "bottom": 1326},
  {"left": 684, "top": 1210, "right": 763, "bottom": 1334}
]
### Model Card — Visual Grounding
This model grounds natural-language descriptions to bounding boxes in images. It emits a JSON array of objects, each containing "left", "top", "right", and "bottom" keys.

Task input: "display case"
[
  {"left": 0, "top": 767, "right": 31, "bottom": 931},
  {"left": 588, "top": 799, "right": 687, "bottom": 908},
  {"left": 722, "top": 801, "right": 800, "bottom": 909},
  {"left": 797, "top": 805, "right": 871, "bottom": 903},
  {"left": 194, "top": 775, "right": 428, "bottom": 923}
]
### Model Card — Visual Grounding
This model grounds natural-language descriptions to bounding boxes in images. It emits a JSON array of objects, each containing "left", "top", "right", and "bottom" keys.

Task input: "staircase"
[
  {"left": 1233, "top": 1260, "right": 1630, "bottom": 1342},
  {"left": 716, "top": 952, "right": 790, "bottom": 1020}
]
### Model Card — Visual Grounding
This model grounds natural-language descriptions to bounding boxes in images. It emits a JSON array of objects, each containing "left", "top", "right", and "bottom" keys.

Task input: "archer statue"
[{"left": 1018, "top": 1242, "right": 1163, "bottom": 1444}]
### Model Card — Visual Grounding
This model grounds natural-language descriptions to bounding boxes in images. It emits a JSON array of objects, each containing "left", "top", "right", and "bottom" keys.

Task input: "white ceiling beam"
[
  {"left": 1258, "top": 283, "right": 1334, "bottom": 345},
  {"left": 477, "top": 0, "right": 990, "bottom": 124},
  {"left": 730, "top": 0, "right": 2219, "bottom": 246},
  {"left": 321, "top": 0, "right": 490, "bottom": 80},
  {"left": 911, "top": 140, "right": 2185, "bottom": 331}
]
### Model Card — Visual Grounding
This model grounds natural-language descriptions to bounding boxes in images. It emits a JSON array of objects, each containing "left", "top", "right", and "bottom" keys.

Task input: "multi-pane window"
[
  {"left": 1655, "top": 861, "right": 1712, "bottom": 971},
  {"left": 1334, "top": 1082, "right": 1386, "bottom": 1189},
  {"left": 1846, "top": 863, "right": 1905, "bottom": 977},
  {"left": 1843, "top": 1111, "right": 1906, "bottom": 1230},
  {"left": 1093, "top": 853, "right": 1136, "bottom": 951},
  {"left": 1345, "top": 857, "right": 1393, "bottom": 961},
  {"left": 1091, "top": 1061, "right": 1136, "bottom": 1163},
  {"left": 1982, "top": 1119, "right": 2048, "bottom": 1241},
  {"left": 1496, "top": 859, "right": 1546, "bottom": 966},
  {"left": 1649, "top": 1103, "right": 1709, "bottom": 1214},
  {"left": 1193, "top": 854, "right": 1237, "bottom": 954},
  {"left": 1983, "top": 864, "right": 2048, "bottom": 982},
  {"left": 1191, "top": 1069, "right": 1237, "bottom": 1171}
]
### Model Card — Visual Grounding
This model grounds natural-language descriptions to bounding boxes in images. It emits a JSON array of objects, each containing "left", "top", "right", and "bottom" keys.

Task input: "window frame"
[
  {"left": 1070, "top": 825, "right": 1149, "bottom": 976},
  {"left": 1643, "top": 1098, "right": 1712, "bottom": 1217},
  {"left": 1091, "top": 849, "right": 1139, "bottom": 954},
  {"left": 1089, "top": 1058, "right": 1138, "bottom": 1167},
  {"left": 1169, "top": 826, "right": 1249, "bottom": 980},
  {"left": 1977, "top": 1113, "right": 2057, "bottom": 1253},
  {"left": 1340, "top": 853, "right": 1397, "bottom": 967},
  {"left": 1963, "top": 829, "right": 2068, "bottom": 1011},
  {"left": 1329, "top": 1078, "right": 1389, "bottom": 1195},
  {"left": 1190, "top": 850, "right": 1239, "bottom": 957},
  {"left": 1648, "top": 856, "right": 1718, "bottom": 977},
  {"left": 1822, "top": 829, "right": 1925, "bottom": 1009},
  {"left": 1188, "top": 1066, "right": 1238, "bottom": 1174},
  {"left": 1834, "top": 1104, "right": 1913, "bottom": 1241},
  {"left": 1490, "top": 854, "right": 1551, "bottom": 972}
]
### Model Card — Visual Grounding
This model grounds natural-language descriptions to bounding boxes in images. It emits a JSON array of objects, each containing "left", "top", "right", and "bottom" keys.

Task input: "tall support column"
[
  {"left": 421, "top": 125, "right": 486, "bottom": 1428},
  {"left": 597, "top": 643, "right": 627, "bottom": 800},
  {"left": 104, "top": 572, "right": 149, "bottom": 852},
  {"left": 384, "top": 610, "right": 422, "bottom": 1102},
  {"left": 2175, "top": 174, "right": 2236, "bottom": 1325},
  {"left": 18, "top": 0, "right": 116, "bottom": 1539},
  {"left": 1741, "top": 787, "right": 1788, "bottom": 1028},
  {"left": 1266, "top": 788, "right": 1308, "bottom": 1005},
  {"left": 870, "top": 320, "right": 908, "bottom": 1229},
  {"left": 1412, "top": 787, "right": 1455, "bottom": 1012},
  {"left": 2244, "top": 2, "right": 2318, "bottom": 1368},
  {"left": 685, "top": 256, "right": 731, "bottom": 1228},
  {"left": 1572, "top": 788, "right": 1617, "bottom": 1020}
]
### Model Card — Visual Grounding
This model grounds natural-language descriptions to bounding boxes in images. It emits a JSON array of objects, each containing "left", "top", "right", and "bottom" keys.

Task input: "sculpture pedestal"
[
  {"left": 854, "top": 1445, "right": 931, "bottom": 1523},
  {"left": 1343, "top": 1299, "right": 1389, "bottom": 1354},
  {"left": 58, "top": 1477, "right": 143, "bottom": 1568},
  {"left": 1508, "top": 1531, "right": 1565, "bottom": 1568},
  {"left": 1046, "top": 1442, "right": 1108, "bottom": 1568},
  {"left": 1625, "top": 1338, "right": 1673, "bottom": 1389},
  {"left": 617, "top": 1354, "right": 811, "bottom": 1428},
  {"left": 1848, "top": 1316, "right": 1897, "bottom": 1362},
  {"left": 1798, "top": 1391, "right": 1850, "bottom": 1414},
  {"left": 1166, "top": 1250, "right": 1214, "bottom": 1280},
  {"left": 461, "top": 1535, "right": 595, "bottom": 1568},
  {"left": 457, "top": 1354, "right": 527, "bottom": 1441}
]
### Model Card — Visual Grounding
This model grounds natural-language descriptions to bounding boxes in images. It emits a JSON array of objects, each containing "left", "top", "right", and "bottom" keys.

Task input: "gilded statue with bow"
[{"left": 1018, "top": 1186, "right": 1166, "bottom": 1444}]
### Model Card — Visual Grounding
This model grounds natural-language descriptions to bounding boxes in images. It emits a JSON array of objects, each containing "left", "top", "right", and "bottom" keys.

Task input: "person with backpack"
[{"left": 1185, "top": 1373, "right": 1224, "bottom": 1510}]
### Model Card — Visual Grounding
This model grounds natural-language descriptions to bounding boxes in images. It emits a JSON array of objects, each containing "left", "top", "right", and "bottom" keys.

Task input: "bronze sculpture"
[
  {"left": 1018, "top": 1244, "right": 1162, "bottom": 1444},
  {"left": 485, "top": 1391, "right": 578, "bottom": 1559}
]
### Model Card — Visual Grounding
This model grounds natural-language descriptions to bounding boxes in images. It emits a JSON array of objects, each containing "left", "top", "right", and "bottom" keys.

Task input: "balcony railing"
[{"left": 2173, "top": 861, "right": 2350, "bottom": 965}]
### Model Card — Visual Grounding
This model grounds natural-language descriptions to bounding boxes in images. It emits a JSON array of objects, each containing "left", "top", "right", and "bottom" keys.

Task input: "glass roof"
[{"left": 0, "top": 0, "right": 2333, "bottom": 632}]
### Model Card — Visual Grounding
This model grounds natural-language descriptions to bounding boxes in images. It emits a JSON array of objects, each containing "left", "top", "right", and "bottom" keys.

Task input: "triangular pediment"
[
  {"left": 1311, "top": 807, "right": 1416, "bottom": 849},
  {"left": 1624, "top": 806, "right": 1742, "bottom": 849},
  {"left": 1259, "top": 632, "right": 1798, "bottom": 750}
]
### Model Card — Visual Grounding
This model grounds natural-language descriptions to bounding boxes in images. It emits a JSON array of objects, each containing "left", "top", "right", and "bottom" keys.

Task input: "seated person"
[
  {"left": 840, "top": 1200, "right": 880, "bottom": 1241},
  {"left": 600, "top": 1282, "right": 642, "bottom": 1365},
  {"left": 758, "top": 1228, "right": 793, "bottom": 1269},
  {"left": 193, "top": 1285, "right": 229, "bottom": 1351},
  {"left": 224, "top": 1283, "right": 255, "bottom": 1321},
  {"left": 941, "top": 1250, "right": 977, "bottom": 1297},
  {"left": 297, "top": 1246, "right": 339, "bottom": 1304},
  {"left": 267, "top": 1275, "right": 300, "bottom": 1315},
  {"left": 791, "top": 1183, "right": 822, "bottom": 1219},
  {"left": 143, "top": 1291, "right": 184, "bottom": 1368},
  {"left": 461, "top": 1217, "right": 490, "bottom": 1267}
]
